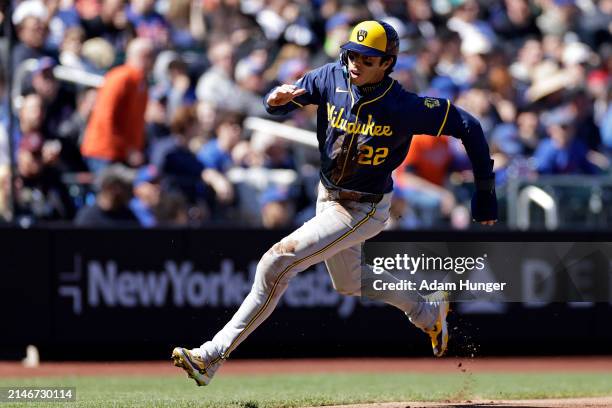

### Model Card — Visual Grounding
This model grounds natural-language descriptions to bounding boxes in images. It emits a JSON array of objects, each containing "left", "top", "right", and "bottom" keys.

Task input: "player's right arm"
[
  {"left": 263, "top": 64, "right": 327, "bottom": 115},
  {"left": 266, "top": 85, "right": 307, "bottom": 107}
]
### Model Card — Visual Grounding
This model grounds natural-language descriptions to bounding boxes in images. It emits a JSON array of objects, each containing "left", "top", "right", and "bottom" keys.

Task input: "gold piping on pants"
[{"left": 207, "top": 205, "right": 377, "bottom": 366}]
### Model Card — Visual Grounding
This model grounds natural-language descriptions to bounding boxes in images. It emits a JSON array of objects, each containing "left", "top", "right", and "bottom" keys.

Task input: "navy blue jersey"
[{"left": 265, "top": 61, "right": 492, "bottom": 195}]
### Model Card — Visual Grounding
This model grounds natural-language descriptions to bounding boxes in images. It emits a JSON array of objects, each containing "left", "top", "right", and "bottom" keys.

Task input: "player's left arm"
[{"left": 411, "top": 97, "right": 497, "bottom": 225}]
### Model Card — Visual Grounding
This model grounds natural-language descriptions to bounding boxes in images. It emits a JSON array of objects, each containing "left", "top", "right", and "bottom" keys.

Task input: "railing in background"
[{"left": 506, "top": 175, "right": 612, "bottom": 230}]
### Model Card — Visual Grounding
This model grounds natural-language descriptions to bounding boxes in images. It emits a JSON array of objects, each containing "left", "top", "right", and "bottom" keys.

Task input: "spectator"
[
  {"left": 259, "top": 185, "right": 295, "bottom": 229},
  {"left": 154, "top": 191, "right": 189, "bottom": 226},
  {"left": 80, "top": 38, "right": 154, "bottom": 173},
  {"left": 150, "top": 106, "right": 234, "bottom": 217},
  {"left": 16, "top": 93, "right": 46, "bottom": 142},
  {"left": 126, "top": 0, "right": 170, "bottom": 49},
  {"left": 80, "top": 0, "right": 135, "bottom": 51},
  {"left": 11, "top": 0, "right": 51, "bottom": 72},
  {"left": 152, "top": 55, "right": 196, "bottom": 121},
  {"left": 249, "top": 132, "right": 296, "bottom": 170},
  {"left": 534, "top": 106, "right": 600, "bottom": 175},
  {"left": 197, "top": 111, "right": 244, "bottom": 172},
  {"left": 165, "top": 0, "right": 205, "bottom": 49},
  {"left": 195, "top": 39, "right": 266, "bottom": 116},
  {"left": 81, "top": 37, "right": 117, "bottom": 73},
  {"left": 235, "top": 53, "right": 267, "bottom": 95},
  {"left": 26, "top": 57, "right": 76, "bottom": 141},
  {"left": 516, "top": 110, "right": 545, "bottom": 155},
  {"left": 45, "top": 0, "right": 81, "bottom": 53},
  {"left": 447, "top": 0, "right": 497, "bottom": 60},
  {"left": 536, "top": 0, "right": 582, "bottom": 36},
  {"left": 130, "top": 165, "right": 161, "bottom": 227},
  {"left": 14, "top": 133, "right": 75, "bottom": 222},
  {"left": 145, "top": 85, "right": 171, "bottom": 148},
  {"left": 74, "top": 164, "right": 139, "bottom": 227},
  {"left": 58, "top": 26, "right": 87, "bottom": 69},
  {"left": 57, "top": 87, "right": 98, "bottom": 171},
  {"left": 312, "top": 12, "right": 351, "bottom": 66},
  {"left": 510, "top": 37, "right": 544, "bottom": 85},
  {"left": 3, "top": 0, "right": 611, "bottom": 229},
  {"left": 489, "top": 0, "right": 541, "bottom": 42}
]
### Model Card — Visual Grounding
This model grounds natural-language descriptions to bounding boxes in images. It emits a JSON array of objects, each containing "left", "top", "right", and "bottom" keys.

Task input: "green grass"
[{"left": 1, "top": 372, "right": 611, "bottom": 407}]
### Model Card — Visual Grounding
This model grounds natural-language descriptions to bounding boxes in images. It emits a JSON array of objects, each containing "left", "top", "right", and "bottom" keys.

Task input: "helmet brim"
[{"left": 340, "top": 42, "right": 387, "bottom": 57}]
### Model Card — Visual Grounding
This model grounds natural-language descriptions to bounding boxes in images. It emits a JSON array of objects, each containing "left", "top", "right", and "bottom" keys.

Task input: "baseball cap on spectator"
[
  {"left": 277, "top": 58, "right": 308, "bottom": 83},
  {"left": 12, "top": 0, "right": 48, "bottom": 26},
  {"left": 134, "top": 165, "right": 160, "bottom": 186},
  {"left": 491, "top": 124, "right": 523, "bottom": 156},
  {"left": 235, "top": 57, "right": 265, "bottom": 84},
  {"left": 19, "top": 132, "right": 44, "bottom": 154},
  {"left": 259, "top": 185, "right": 290, "bottom": 208},
  {"left": 588, "top": 70, "right": 608, "bottom": 84}
]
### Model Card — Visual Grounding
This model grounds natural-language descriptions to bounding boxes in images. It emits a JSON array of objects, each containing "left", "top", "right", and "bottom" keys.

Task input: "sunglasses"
[{"left": 347, "top": 51, "right": 375, "bottom": 67}]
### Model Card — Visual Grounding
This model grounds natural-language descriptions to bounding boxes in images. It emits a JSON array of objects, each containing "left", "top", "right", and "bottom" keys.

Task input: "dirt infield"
[
  {"left": 307, "top": 397, "right": 612, "bottom": 408},
  {"left": 1, "top": 356, "right": 611, "bottom": 377}
]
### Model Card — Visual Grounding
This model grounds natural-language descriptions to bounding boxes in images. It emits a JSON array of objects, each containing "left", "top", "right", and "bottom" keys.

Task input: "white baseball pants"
[{"left": 201, "top": 183, "right": 436, "bottom": 360}]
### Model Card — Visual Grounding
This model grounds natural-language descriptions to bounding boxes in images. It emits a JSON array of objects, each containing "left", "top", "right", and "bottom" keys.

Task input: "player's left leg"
[{"left": 172, "top": 185, "right": 388, "bottom": 385}]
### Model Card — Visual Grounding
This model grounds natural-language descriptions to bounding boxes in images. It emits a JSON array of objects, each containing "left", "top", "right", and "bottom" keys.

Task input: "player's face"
[{"left": 346, "top": 51, "right": 389, "bottom": 86}]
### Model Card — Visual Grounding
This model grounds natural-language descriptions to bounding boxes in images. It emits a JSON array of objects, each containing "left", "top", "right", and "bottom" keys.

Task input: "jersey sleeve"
[
  {"left": 264, "top": 64, "right": 327, "bottom": 115},
  {"left": 408, "top": 96, "right": 452, "bottom": 137}
]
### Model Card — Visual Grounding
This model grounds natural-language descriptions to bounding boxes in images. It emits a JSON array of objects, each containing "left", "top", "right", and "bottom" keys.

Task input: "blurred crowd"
[{"left": 0, "top": 0, "right": 610, "bottom": 229}]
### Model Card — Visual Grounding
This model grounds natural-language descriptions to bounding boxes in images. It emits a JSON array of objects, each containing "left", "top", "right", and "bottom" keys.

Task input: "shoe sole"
[{"left": 171, "top": 347, "right": 209, "bottom": 386}]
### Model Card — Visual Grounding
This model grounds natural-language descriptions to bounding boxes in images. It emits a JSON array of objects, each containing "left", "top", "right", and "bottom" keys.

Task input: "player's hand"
[
  {"left": 266, "top": 84, "right": 307, "bottom": 106},
  {"left": 471, "top": 188, "right": 498, "bottom": 226}
]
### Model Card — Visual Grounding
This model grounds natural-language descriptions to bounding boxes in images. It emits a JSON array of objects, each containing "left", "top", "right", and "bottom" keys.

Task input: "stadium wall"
[{"left": 1, "top": 228, "right": 611, "bottom": 360}]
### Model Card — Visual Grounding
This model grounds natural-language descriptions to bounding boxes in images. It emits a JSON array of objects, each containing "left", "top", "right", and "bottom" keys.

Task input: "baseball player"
[{"left": 172, "top": 20, "right": 498, "bottom": 386}]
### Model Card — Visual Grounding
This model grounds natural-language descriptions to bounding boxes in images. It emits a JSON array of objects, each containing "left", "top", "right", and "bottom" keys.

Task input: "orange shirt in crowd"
[
  {"left": 81, "top": 65, "right": 148, "bottom": 162},
  {"left": 395, "top": 135, "right": 452, "bottom": 186}
]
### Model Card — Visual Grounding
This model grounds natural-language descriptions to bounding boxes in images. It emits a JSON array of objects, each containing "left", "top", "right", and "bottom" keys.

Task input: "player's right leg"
[{"left": 325, "top": 245, "right": 450, "bottom": 357}]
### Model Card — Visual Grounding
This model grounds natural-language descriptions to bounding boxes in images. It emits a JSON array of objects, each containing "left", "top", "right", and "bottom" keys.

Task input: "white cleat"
[
  {"left": 421, "top": 291, "right": 450, "bottom": 357},
  {"left": 171, "top": 347, "right": 223, "bottom": 386}
]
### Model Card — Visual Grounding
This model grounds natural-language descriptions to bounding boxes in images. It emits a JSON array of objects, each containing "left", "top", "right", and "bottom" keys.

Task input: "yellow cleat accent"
[
  {"left": 171, "top": 347, "right": 211, "bottom": 386},
  {"left": 423, "top": 291, "right": 450, "bottom": 357}
]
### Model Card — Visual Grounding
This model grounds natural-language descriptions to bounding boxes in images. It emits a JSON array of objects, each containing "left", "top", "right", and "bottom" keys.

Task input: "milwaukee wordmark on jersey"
[{"left": 264, "top": 61, "right": 452, "bottom": 194}]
